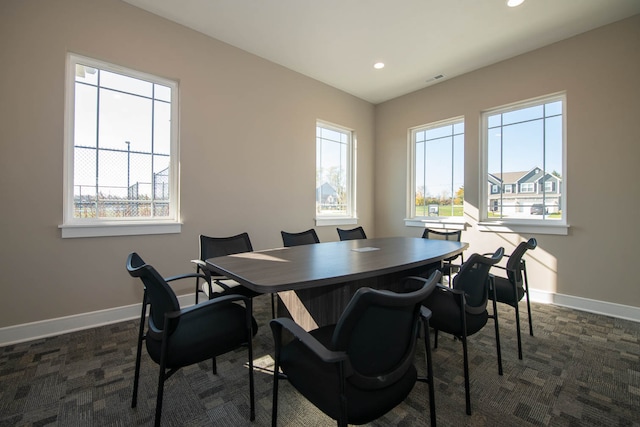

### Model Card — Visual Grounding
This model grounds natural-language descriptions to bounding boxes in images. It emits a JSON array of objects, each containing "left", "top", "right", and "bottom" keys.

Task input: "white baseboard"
[
  {"left": 529, "top": 289, "right": 640, "bottom": 323},
  {"left": 0, "top": 291, "right": 638, "bottom": 347},
  {"left": 0, "top": 294, "right": 195, "bottom": 347}
]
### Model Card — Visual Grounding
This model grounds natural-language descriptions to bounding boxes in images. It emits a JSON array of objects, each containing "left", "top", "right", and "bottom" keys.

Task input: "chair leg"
[
  {"left": 514, "top": 302, "right": 523, "bottom": 360},
  {"left": 461, "top": 334, "right": 471, "bottom": 415},
  {"left": 423, "top": 319, "right": 437, "bottom": 426},
  {"left": 154, "top": 367, "right": 165, "bottom": 427},
  {"left": 271, "top": 362, "right": 279, "bottom": 427},
  {"left": 337, "top": 362, "right": 348, "bottom": 427},
  {"left": 491, "top": 282, "right": 503, "bottom": 376},
  {"left": 525, "top": 289, "right": 534, "bottom": 337},
  {"left": 523, "top": 263, "right": 534, "bottom": 337},
  {"left": 132, "top": 292, "right": 147, "bottom": 408},
  {"left": 271, "top": 293, "right": 276, "bottom": 318},
  {"left": 212, "top": 357, "right": 217, "bottom": 375},
  {"left": 248, "top": 335, "right": 255, "bottom": 421},
  {"left": 271, "top": 323, "right": 282, "bottom": 427},
  {"left": 434, "top": 329, "right": 439, "bottom": 349},
  {"left": 194, "top": 274, "right": 200, "bottom": 305}
]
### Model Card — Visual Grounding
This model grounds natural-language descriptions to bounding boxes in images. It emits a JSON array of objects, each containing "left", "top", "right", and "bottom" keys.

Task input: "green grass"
[{"left": 415, "top": 205, "right": 463, "bottom": 217}]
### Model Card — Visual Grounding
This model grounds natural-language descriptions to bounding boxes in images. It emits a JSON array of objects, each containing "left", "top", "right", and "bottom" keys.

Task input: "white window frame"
[
  {"left": 405, "top": 117, "right": 465, "bottom": 230},
  {"left": 479, "top": 93, "right": 568, "bottom": 235},
  {"left": 60, "top": 53, "right": 181, "bottom": 238},
  {"left": 315, "top": 121, "right": 357, "bottom": 226}
]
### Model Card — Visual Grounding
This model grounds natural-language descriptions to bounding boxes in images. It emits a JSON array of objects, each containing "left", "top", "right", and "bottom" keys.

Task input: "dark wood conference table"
[{"left": 206, "top": 237, "right": 468, "bottom": 330}]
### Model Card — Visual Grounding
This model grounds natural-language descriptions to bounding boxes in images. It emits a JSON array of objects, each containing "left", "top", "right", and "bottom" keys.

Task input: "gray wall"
[
  {"left": 1, "top": 0, "right": 638, "bottom": 330},
  {"left": 0, "top": 0, "right": 375, "bottom": 327},
  {"left": 375, "top": 14, "right": 640, "bottom": 308}
]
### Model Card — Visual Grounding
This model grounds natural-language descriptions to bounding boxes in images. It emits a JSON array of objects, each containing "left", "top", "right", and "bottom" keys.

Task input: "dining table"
[{"left": 206, "top": 236, "right": 468, "bottom": 330}]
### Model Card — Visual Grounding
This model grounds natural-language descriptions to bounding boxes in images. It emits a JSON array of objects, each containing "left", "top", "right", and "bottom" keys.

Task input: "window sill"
[
  {"left": 59, "top": 221, "right": 182, "bottom": 238},
  {"left": 315, "top": 217, "right": 359, "bottom": 227},
  {"left": 404, "top": 218, "right": 467, "bottom": 231},
  {"left": 477, "top": 221, "right": 569, "bottom": 235}
]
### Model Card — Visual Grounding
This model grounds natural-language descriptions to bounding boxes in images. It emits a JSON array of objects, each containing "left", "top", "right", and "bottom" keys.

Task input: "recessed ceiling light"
[
  {"left": 373, "top": 62, "right": 385, "bottom": 69},
  {"left": 507, "top": 0, "right": 525, "bottom": 7}
]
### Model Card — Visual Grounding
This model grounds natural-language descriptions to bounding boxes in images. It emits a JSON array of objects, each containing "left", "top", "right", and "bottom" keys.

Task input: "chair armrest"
[
  {"left": 270, "top": 318, "right": 347, "bottom": 364},
  {"left": 190, "top": 260, "right": 226, "bottom": 280},
  {"left": 420, "top": 306, "right": 432, "bottom": 321},
  {"left": 164, "top": 272, "right": 208, "bottom": 283},
  {"left": 190, "top": 259, "right": 206, "bottom": 267}
]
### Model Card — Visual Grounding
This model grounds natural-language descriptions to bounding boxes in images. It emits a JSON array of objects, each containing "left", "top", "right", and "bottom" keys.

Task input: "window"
[
  {"left": 481, "top": 93, "right": 566, "bottom": 233},
  {"left": 504, "top": 185, "right": 512, "bottom": 193},
  {"left": 61, "top": 54, "right": 180, "bottom": 238},
  {"left": 520, "top": 183, "right": 535, "bottom": 193},
  {"left": 409, "top": 118, "right": 464, "bottom": 221},
  {"left": 315, "top": 121, "right": 356, "bottom": 225}
]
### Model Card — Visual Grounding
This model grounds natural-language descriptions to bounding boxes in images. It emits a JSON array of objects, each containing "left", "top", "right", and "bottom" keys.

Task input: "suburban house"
[{"left": 488, "top": 167, "right": 562, "bottom": 216}]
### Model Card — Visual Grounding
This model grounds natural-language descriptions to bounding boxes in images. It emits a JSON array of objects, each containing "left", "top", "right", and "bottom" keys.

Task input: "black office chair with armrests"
[
  {"left": 281, "top": 228, "right": 320, "bottom": 247},
  {"left": 419, "top": 248, "right": 504, "bottom": 416},
  {"left": 192, "top": 232, "right": 276, "bottom": 318},
  {"left": 336, "top": 226, "right": 367, "bottom": 241},
  {"left": 126, "top": 252, "right": 257, "bottom": 427},
  {"left": 422, "top": 228, "right": 465, "bottom": 286},
  {"left": 270, "top": 270, "right": 441, "bottom": 427},
  {"left": 491, "top": 238, "right": 537, "bottom": 360}
]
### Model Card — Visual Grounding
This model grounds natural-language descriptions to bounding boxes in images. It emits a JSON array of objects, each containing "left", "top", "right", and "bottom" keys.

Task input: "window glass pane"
[
  {"left": 75, "top": 64, "right": 98, "bottom": 85},
  {"left": 412, "top": 119, "right": 464, "bottom": 218},
  {"left": 316, "top": 123, "right": 352, "bottom": 216},
  {"left": 483, "top": 95, "right": 564, "bottom": 222},
  {"left": 74, "top": 84, "right": 97, "bottom": 148},
  {"left": 487, "top": 114, "right": 501, "bottom": 129},
  {"left": 74, "top": 147, "right": 96, "bottom": 198},
  {"left": 67, "top": 54, "right": 177, "bottom": 222},
  {"left": 503, "top": 105, "right": 543, "bottom": 125},
  {"left": 545, "top": 100, "right": 562, "bottom": 116},
  {"left": 154, "top": 100, "right": 171, "bottom": 155},
  {"left": 98, "top": 88, "right": 152, "bottom": 152},
  {"left": 155, "top": 84, "right": 171, "bottom": 102},
  {"left": 502, "top": 120, "right": 543, "bottom": 172},
  {"left": 100, "top": 70, "right": 153, "bottom": 98}
]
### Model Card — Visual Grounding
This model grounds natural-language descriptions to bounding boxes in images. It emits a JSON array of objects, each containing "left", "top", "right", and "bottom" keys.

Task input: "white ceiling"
[{"left": 122, "top": 0, "right": 640, "bottom": 104}]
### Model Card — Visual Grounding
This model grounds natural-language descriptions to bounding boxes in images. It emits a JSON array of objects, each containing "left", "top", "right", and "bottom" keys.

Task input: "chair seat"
[
  {"left": 146, "top": 302, "right": 258, "bottom": 369},
  {"left": 279, "top": 325, "right": 417, "bottom": 425},
  {"left": 425, "top": 287, "right": 488, "bottom": 337},
  {"left": 493, "top": 276, "right": 525, "bottom": 306}
]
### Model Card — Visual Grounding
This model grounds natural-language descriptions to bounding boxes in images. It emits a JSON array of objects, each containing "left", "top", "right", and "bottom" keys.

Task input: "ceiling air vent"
[{"left": 425, "top": 74, "right": 445, "bottom": 83}]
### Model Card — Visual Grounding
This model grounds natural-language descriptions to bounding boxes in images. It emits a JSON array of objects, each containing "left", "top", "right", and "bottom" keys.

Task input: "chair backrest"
[
  {"left": 453, "top": 248, "right": 504, "bottom": 312},
  {"left": 281, "top": 229, "right": 320, "bottom": 247},
  {"left": 505, "top": 238, "right": 537, "bottom": 284},
  {"left": 126, "top": 252, "right": 180, "bottom": 334},
  {"left": 330, "top": 270, "right": 440, "bottom": 390},
  {"left": 421, "top": 228, "right": 462, "bottom": 242},
  {"left": 337, "top": 226, "right": 367, "bottom": 241},
  {"left": 199, "top": 232, "right": 253, "bottom": 260}
]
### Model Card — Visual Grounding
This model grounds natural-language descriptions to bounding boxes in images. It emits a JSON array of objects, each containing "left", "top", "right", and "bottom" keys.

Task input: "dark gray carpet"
[{"left": 1, "top": 294, "right": 638, "bottom": 426}]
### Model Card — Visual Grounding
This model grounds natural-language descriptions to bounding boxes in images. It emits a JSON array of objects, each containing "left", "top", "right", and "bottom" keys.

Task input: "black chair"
[
  {"left": 422, "top": 228, "right": 465, "bottom": 286},
  {"left": 492, "top": 238, "right": 537, "bottom": 360},
  {"left": 281, "top": 228, "right": 320, "bottom": 247},
  {"left": 270, "top": 270, "right": 441, "bottom": 427},
  {"left": 420, "top": 248, "right": 504, "bottom": 415},
  {"left": 126, "top": 252, "right": 257, "bottom": 427},
  {"left": 336, "top": 226, "right": 367, "bottom": 241},
  {"left": 192, "top": 233, "right": 276, "bottom": 318}
]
